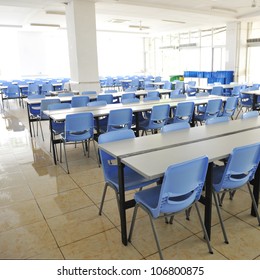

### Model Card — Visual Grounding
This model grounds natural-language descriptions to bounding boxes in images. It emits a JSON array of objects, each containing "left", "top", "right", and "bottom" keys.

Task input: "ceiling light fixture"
[
  {"left": 211, "top": 6, "right": 237, "bottom": 13},
  {"left": 30, "top": 23, "right": 61, "bottom": 28},
  {"left": 46, "top": 10, "right": 65, "bottom": 15},
  {"left": 162, "top": 19, "right": 186, "bottom": 24},
  {"left": 0, "top": 24, "right": 23, "bottom": 28}
]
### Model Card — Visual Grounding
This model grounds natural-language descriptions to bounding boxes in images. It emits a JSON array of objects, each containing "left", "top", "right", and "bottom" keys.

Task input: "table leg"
[
  {"left": 251, "top": 163, "right": 260, "bottom": 216},
  {"left": 252, "top": 94, "right": 257, "bottom": 111},
  {"left": 49, "top": 118, "right": 57, "bottom": 165},
  {"left": 204, "top": 162, "right": 213, "bottom": 239},
  {"left": 118, "top": 158, "right": 128, "bottom": 246}
]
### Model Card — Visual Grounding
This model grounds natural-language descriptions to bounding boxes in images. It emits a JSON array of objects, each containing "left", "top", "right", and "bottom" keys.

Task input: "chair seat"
[{"left": 107, "top": 165, "right": 157, "bottom": 191}]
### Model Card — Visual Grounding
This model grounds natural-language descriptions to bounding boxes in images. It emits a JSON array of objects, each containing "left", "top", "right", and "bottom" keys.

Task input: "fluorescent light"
[
  {"left": 30, "top": 23, "right": 60, "bottom": 28},
  {"left": 162, "top": 19, "right": 186, "bottom": 24},
  {"left": 211, "top": 6, "right": 237, "bottom": 14},
  {"left": 46, "top": 10, "right": 65, "bottom": 15},
  {"left": 0, "top": 24, "right": 23, "bottom": 28}
]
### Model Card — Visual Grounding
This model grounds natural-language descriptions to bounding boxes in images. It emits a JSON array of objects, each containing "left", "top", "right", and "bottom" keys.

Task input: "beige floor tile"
[
  {"left": 37, "top": 188, "right": 94, "bottom": 218},
  {"left": 27, "top": 172, "right": 80, "bottom": 198},
  {"left": 47, "top": 205, "right": 115, "bottom": 246},
  {"left": 127, "top": 215, "right": 193, "bottom": 258},
  {"left": 0, "top": 172, "right": 28, "bottom": 189},
  {"left": 28, "top": 247, "right": 64, "bottom": 260},
  {"left": 236, "top": 208, "right": 260, "bottom": 229},
  {"left": 146, "top": 235, "right": 227, "bottom": 260},
  {"left": 0, "top": 185, "right": 34, "bottom": 207},
  {"left": 61, "top": 228, "right": 143, "bottom": 260},
  {"left": 0, "top": 200, "right": 44, "bottom": 233},
  {"left": 69, "top": 167, "right": 104, "bottom": 187},
  {"left": 82, "top": 181, "right": 115, "bottom": 205},
  {"left": 0, "top": 221, "right": 58, "bottom": 259},
  {"left": 210, "top": 217, "right": 260, "bottom": 259}
]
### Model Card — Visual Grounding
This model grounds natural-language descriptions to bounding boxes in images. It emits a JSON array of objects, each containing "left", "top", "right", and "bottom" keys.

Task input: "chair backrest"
[
  {"left": 71, "top": 95, "right": 90, "bottom": 107},
  {"left": 148, "top": 104, "right": 170, "bottom": 129},
  {"left": 239, "top": 92, "right": 252, "bottom": 106},
  {"left": 121, "top": 98, "right": 140, "bottom": 104},
  {"left": 161, "top": 122, "right": 190, "bottom": 133},
  {"left": 154, "top": 76, "right": 161, "bottom": 82},
  {"left": 107, "top": 108, "right": 133, "bottom": 132},
  {"left": 196, "top": 92, "right": 209, "bottom": 97},
  {"left": 143, "top": 96, "right": 160, "bottom": 102},
  {"left": 6, "top": 84, "right": 20, "bottom": 97},
  {"left": 97, "top": 94, "right": 113, "bottom": 104},
  {"left": 40, "top": 98, "right": 61, "bottom": 119},
  {"left": 98, "top": 129, "right": 136, "bottom": 180},
  {"left": 125, "top": 87, "right": 137, "bottom": 92},
  {"left": 48, "top": 102, "right": 71, "bottom": 111},
  {"left": 211, "top": 86, "right": 224, "bottom": 96},
  {"left": 170, "top": 89, "right": 183, "bottom": 98},
  {"left": 213, "top": 143, "right": 260, "bottom": 192},
  {"left": 163, "top": 81, "right": 172, "bottom": 90},
  {"left": 205, "top": 116, "right": 230, "bottom": 125},
  {"left": 58, "top": 92, "right": 74, "bottom": 97},
  {"left": 149, "top": 156, "right": 209, "bottom": 218},
  {"left": 82, "top": 91, "right": 97, "bottom": 95},
  {"left": 173, "top": 101, "right": 195, "bottom": 123},
  {"left": 64, "top": 112, "right": 94, "bottom": 142},
  {"left": 28, "top": 83, "right": 40, "bottom": 95},
  {"left": 104, "top": 89, "right": 117, "bottom": 93},
  {"left": 175, "top": 81, "right": 184, "bottom": 92},
  {"left": 222, "top": 96, "right": 238, "bottom": 117},
  {"left": 231, "top": 85, "right": 241, "bottom": 96},
  {"left": 87, "top": 100, "right": 107, "bottom": 107},
  {"left": 241, "top": 111, "right": 259, "bottom": 119},
  {"left": 121, "top": 92, "right": 135, "bottom": 101},
  {"left": 147, "top": 91, "right": 160, "bottom": 98},
  {"left": 41, "top": 83, "right": 53, "bottom": 96},
  {"left": 204, "top": 99, "right": 223, "bottom": 118}
]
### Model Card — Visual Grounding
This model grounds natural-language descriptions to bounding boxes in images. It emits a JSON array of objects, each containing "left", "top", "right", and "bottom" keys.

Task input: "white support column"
[
  {"left": 65, "top": 0, "right": 100, "bottom": 93},
  {"left": 225, "top": 21, "right": 248, "bottom": 82}
]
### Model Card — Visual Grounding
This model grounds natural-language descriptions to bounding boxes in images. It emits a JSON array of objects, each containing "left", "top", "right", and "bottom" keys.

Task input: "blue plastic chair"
[
  {"left": 195, "top": 99, "right": 223, "bottom": 125},
  {"left": 27, "top": 94, "right": 43, "bottom": 137},
  {"left": 58, "top": 92, "right": 74, "bottom": 97},
  {"left": 28, "top": 83, "right": 40, "bottom": 96},
  {"left": 220, "top": 96, "right": 238, "bottom": 119},
  {"left": 61, "top": 112, "right": 98, "bottom": 173},
  {"left": 121, "top": 92, "right": 135, "bottom": 102},
  {"left": 121, "top": 97, "right": 140, "bottom": 104},
  {"left": 241, "top": 110, "right": 259, "bottom": 119},
  {"left": 170, "top": 89, "right": 183, "bottom": 98},
  {"left": 128, "top": 155, "right": 212, "bottom": 259},
  {"left": 87, "top": 100, "right": 107, "bottom": 107},
  {"left": 139, "top": 104, "right": 170, "bottom": 135},
  {"left": 3, "top": 84, "right": 21, "bottom": 108},
  {"left": 146, "top": 91, "right": 160, "bottom": 98},
  {"left": 82, "top": 91, "right": 97, "bottom": 95},
  {"left": 71, "top": 95, "right": 90, "bottom": 108},
  {"left": 231, "top": 85, "right": 241, "bottom": 97},
  {"left": 205, "top": 116, "right": 230, "bottom": 125},
  {"left": 97, "top": 94, "right": 113, "bottom": 104},
  {"left": 163, "top": 80, "right": 172, "bottom": 90},
  {"left": 37, "top": 98, "right": 61, "bottom": 141},
  {"left": 211, "top": 86, "right": 224, "bottom": 96},
  {"left": 174, "top": 81, "right": 184, "bottom": 93},
  {"left": 47, "top": 102, "right": 72, "bottom": 155},
  {"left": 186, "top": 81, "right": 196, "bottom": 96},
  {"left": 143, "top": 96, "right": 160, "bottom": 102},
  {"left": 212, "top": 143, "right": 260, "bottom": 244},
  {"left": 98, "top": 129, "right": 159, "bottom": 216},
  {"left": 161, "top": 122, "right": 190, "bottom": 133},
  {"left": 235, "top": 91, "right": 253, "bottom": 118},
  {"left": 171, "top": 101, "right": 195, "bottom": 124},
  {"left": 41, "top": 82, "right": 53, "bottom": 96},
  {"left": 107, "top": 108, "right": 133, "bottom": 132}
]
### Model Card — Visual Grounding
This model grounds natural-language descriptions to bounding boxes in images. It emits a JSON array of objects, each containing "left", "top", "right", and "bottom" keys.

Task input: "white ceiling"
[{"left": 0, "top": 0, "right": 260, "bottom": 34}]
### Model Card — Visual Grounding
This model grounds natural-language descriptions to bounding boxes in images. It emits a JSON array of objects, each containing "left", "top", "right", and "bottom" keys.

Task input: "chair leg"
[
  {"left": 62, "top": 141, "right": 70, "bottom": 174},
  {"left": 194, "top": 202, "right": 213, "bottom": 254},
  {"left": 148, "top": 215, "right": 164, "bottom": 260},
  {"left": 212, "top": 191, "right": 229, "bottom": 244},
  {"left": 128, "top": 204, "right": 139, "bottom": 242},
  {"left": 247, "top": 183, "right": 260, "bottom": 225},
  {"left": 98, "top": 183, "right": 109, "bottom": 215},
  {"left": 92, "top": 139, "right": 100, "bottom": 167}
]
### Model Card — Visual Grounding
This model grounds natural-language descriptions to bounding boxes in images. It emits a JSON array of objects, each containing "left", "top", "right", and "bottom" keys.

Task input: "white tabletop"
[
  {"left": 122, "top": 128, "right": 260, "bottom": 179},
  {"left": 98, "top": 116, "right": 260, "bottom": 159}
]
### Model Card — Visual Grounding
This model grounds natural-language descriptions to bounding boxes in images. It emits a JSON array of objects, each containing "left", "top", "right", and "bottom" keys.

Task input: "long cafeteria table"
[{"left": 98, "top": 117, "right": 260, "bottom": 245}]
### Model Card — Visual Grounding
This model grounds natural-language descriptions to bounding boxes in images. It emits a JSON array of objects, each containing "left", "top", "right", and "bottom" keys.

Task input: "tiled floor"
[{"left": 0, "top": 100, "right": 260, "bottom": 260}]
